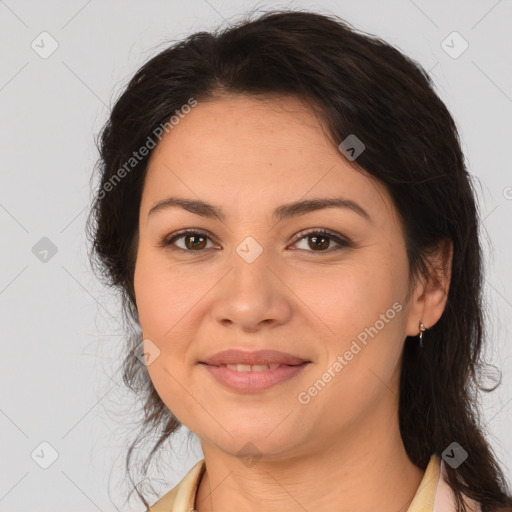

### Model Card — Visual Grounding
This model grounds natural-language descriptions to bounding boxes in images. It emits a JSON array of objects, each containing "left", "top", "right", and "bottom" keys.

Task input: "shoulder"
[
  {"left": 434, "top": 457, "right": 482, "bottom": 512},
  {"left": 147, "top": 459, "right": 206, "bottom": 512},
  {"left": 147, "top": 486, "right": 179, "bottom": 512}
]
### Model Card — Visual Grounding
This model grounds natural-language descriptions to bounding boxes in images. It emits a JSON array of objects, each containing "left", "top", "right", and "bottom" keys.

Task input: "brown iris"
[
  {"left": 308, "top": 234, "right": 330, "bottom": 251},
  {"left": 184, "top": 234, "right": 207, "bottom": 250}
]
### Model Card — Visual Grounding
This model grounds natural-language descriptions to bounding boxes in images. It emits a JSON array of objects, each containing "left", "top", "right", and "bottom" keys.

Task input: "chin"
[{"left": 200, "top": 424, "right": 301, "bottom": 462}]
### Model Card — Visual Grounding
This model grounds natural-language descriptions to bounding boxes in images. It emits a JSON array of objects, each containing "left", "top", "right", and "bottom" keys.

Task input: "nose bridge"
[
  {"left": 210, "top": 235, "right": 292, "bottom": 329},
  {"left": 230, "top": 235, "right": 275, "bottom": 298}
]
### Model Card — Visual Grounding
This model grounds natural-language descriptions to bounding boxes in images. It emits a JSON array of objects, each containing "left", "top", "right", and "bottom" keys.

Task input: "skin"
[{"left": 133, "top": 94, "right": 452, "bottom": 512}]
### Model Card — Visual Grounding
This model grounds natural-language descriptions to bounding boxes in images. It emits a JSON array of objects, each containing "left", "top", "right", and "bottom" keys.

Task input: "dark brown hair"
[{"left": 86, "top": 8, "right": 512, "bottom": 511}]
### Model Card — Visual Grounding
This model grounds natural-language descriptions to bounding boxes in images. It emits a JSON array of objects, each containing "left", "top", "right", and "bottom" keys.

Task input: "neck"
[{"left": 194, "top": 410, "right": 425, "bottom": 512}]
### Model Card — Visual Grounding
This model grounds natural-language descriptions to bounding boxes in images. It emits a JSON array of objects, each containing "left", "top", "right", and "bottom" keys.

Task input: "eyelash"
[{"left": 158, "top": 228, "right": 352, "bottom": 255}]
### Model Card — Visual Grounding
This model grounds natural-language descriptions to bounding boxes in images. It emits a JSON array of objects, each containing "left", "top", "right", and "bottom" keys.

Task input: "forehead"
[
  {"left": 149, "top": 93, "right": 335, "bottom": 166},
  {"left": 141, "top": 94, "right": 396, "bottom": 224}
]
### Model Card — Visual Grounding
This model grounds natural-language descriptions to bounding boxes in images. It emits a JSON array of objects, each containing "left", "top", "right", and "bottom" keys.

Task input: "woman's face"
[{"left": 134, "top": 94, "right": 426, "bottom": 460}]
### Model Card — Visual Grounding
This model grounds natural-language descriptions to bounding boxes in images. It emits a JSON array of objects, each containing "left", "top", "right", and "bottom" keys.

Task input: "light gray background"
[{"left": 1, "top": 1, "right": 511, "bottom": 510}]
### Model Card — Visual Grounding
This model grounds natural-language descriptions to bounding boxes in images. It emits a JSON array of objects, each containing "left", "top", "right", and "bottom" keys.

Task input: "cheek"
[
  {"left": 133, "top": 247, "right": 192, "bottom": 337},
  {"left": 134, "top": 253, "right": 195, "bottom": 421},
  {"left": 293, "top": 257, "right": 397, "bottom": 341},
  {"left": 304, "top": 250, "right": 408, "bottom": 382},
  {"left": 134, "top": 261, "right": 168, "bottom": 336}
]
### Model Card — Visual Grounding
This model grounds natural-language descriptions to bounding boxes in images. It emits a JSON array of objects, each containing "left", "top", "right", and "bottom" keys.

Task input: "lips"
[
  {"left": 201, "top": 356, "right": 311, "bottom": 392},
  {"left": 199, "top": 349, "right": 310, "bottom": 367}
]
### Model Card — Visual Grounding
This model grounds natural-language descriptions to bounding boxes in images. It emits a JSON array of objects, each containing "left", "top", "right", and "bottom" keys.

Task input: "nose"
[{"left": 209, "top": 246, "right": 293, "bottom": 333}]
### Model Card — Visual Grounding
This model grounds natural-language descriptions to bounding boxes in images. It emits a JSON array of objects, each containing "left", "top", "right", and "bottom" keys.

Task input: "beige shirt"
[{"left": 148, "top": 454, "right": 481, "bottom": 512}]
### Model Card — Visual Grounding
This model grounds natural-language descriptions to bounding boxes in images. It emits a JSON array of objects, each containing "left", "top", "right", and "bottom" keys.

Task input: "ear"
[{"left": 405, "top": 237, "right": 453, "bottom": 337}]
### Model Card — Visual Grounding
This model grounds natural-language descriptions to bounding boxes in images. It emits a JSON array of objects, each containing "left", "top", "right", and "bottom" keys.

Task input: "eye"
[
  {"left": 159, "top": 229, "right": 218, "bottom": 252},
  {"left": 159, "top": 228, "right": 351, "bottom": 255},
  {"left": 290, "top": 228, "right": 352, "bottom": 254}
]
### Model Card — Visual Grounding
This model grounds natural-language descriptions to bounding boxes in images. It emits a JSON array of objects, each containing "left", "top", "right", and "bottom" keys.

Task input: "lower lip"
[{"left": 201, "top": 363, "right": 310, "bottom": 392}]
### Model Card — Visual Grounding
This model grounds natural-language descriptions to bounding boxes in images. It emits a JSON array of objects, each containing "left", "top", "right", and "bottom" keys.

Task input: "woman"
[{"left": 86, "top": 9, "right": 512, "bottom": 512}]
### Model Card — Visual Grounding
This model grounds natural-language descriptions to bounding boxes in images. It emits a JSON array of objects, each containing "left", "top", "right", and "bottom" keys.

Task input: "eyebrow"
[{"left": 148, "top": 196, "right": 372, "bottom": 223}]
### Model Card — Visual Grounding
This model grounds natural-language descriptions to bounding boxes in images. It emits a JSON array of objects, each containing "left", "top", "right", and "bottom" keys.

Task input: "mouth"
[
  {"left": 199, "top": 348, "right": 311, "bottom": 368},
  {"left": 199, "top": 362, "right": 308, "bottom": 372},
  {"left": 199, "top": 361, "right": 311, "bottom": 392}
]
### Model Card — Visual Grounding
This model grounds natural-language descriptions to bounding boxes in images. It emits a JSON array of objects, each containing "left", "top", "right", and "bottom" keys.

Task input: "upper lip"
[{"left": 200, "top": 349, "right": 310, "bottom": 366}]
